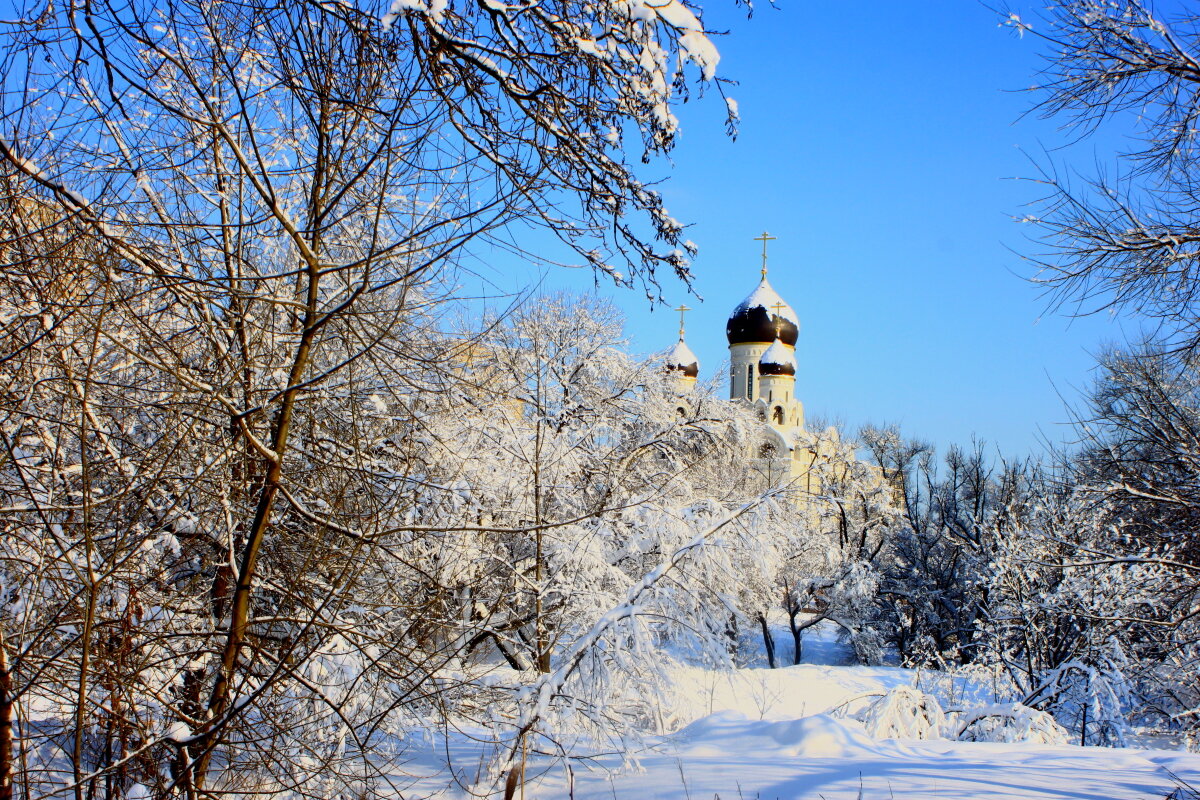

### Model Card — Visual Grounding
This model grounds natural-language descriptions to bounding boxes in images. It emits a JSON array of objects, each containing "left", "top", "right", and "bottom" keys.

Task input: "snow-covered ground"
[
  {"left": 410, "top": 623, "right": 1200, "bottom": 799},
  {"left": 561, "top": 711, "right": 1197, "bottom": 799}
]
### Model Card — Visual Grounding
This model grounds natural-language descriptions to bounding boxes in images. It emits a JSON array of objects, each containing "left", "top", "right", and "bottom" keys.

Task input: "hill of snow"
[
  {"left": 562, "top": 709, "right": 1196, "bottom": 799},
  {"left": 404, "top": 623, "right": 1200, "bottom": 799}
]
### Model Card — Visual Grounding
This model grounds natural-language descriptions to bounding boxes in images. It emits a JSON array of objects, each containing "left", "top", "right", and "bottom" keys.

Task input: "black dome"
[
  {"left": 665, "top": 339, "right": 700, "bottom": 378},
  {"left": 666, "top": 361, "right": 700, "bottom": 379},
  {"left": 758, "top": 360, "right": 795, "bottom": 377},
  {"left": 758, "top": 339, "right": 796, "bottom": 376},
  {"left": 727, "top": 278, "right": 799, "bottom": 346}
]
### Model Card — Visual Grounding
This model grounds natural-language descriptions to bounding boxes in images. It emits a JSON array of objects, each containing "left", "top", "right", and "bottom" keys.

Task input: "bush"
[
  {"left": 859, "top": 686, "right": 945, "bottom": 740},
  {"left": 957, "top": 704, "right": 1070, "bottom": 745}
]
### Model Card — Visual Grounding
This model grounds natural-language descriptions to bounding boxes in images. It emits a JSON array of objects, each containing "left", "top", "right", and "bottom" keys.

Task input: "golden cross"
[
  {"left": 674, "top": 304, "right": 691, "bottom": 339},
  {"left": 771, "top": 301, "right": 786, "bottom": 339},
  {"left": 754, "top": 231, "right": 777, "bottom": 278}
]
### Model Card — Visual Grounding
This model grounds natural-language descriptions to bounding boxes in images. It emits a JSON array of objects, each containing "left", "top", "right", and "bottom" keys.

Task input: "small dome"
[
  {"left": 665, "top": 339, "right": 699, "bottom": 378},
  {"left": 727, "top": 277, "right": 798, "bottom": 346},
  {"left": 759, "top": 338, "right": 796, "bottom": 377}
]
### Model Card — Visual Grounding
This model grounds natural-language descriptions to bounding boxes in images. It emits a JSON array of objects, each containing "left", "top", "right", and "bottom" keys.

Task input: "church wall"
[
  {"left": 729, "top": 342, "right": 773, "bottom": 401},
  {"left": 667, "top": 373, "right": 696, "bottom": 396},
  {"left": 758, "top": 374, "right": 804, "bottom": 431}
]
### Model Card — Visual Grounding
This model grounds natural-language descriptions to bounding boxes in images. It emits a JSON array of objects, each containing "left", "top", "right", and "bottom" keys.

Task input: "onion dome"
[
  {"left": 758, "top": 337, "right": 796, "bottom": 377},
  {"left": 665, "top": 339, "right": 700, "bottom": 378},
  {"left": 726, "top": 277, "right": 798, "bottom": 346}
]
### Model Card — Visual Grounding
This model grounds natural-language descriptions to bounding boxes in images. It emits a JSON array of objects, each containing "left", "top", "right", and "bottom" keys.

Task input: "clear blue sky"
[{"left": 478, "top": 0, "right": 1146, "bottom": 458}]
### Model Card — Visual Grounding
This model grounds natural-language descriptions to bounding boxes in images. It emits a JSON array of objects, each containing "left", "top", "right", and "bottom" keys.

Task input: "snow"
[
  {"left": 397, "top": 623, "right": 1200, "bottom": 799},
  {"left": 732, "top": 276, "right": 798, "bottom": 324},
  {"left": 666, "top": 338, "right": 698, "bottom": 368},
  {"left": 164, "top": 721, "right": 192, "bottom": 743},
  {"left": 759, "top": 337, "right": 795, "bottom": 368},
  {"left": 859, "top": 685, "right": 945, "bottom": 740},
  {"left": 958, "top": 703, "right": 1071, "bottom": 745},
  {"left": 562, "top": 716, "right": 1196, "bottom": 800},
  {"left": 381, "top": 0, "right": 447, "bottom": 28},
  {"left": 640, "top": 0, "right": 719, "bottom": 80},
  {"left": 574, "top": 37, "right": 604, "bottom": 57},
  {"left": 672, "top": 711, "right": 876, "bottom": 759}
]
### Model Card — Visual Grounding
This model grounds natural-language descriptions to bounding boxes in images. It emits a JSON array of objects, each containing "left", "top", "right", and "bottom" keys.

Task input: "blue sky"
[{"left": 479, "top": 0, "right": 1146, "bottom": 458}]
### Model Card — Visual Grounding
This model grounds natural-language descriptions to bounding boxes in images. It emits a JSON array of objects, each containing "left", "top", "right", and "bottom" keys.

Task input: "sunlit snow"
[{"left": 396, "top": 623, "right": 1200, "bottom": 799}]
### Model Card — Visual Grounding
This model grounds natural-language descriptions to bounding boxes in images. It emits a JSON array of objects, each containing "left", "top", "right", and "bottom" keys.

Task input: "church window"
[
  {"left": 759, "top": 442, "right": 777, "bottom": 459},
  {"left": 772, "top": 406, "right": 784, "bottom": 425},
  {"left": 746, "top": 364, "right": 753, "bottom": 399}
]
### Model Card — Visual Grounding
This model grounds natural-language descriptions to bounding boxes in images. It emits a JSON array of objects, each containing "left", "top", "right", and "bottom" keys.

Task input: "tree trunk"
[
  {"left": 0, "top": 626, "right": 12, "bottom": 800},
  {"left": 194, "top": 255, "right": 322, "bottom": 787},
  {"left": 492, "top": 634, "right": 529, "bottom": 672},
  {"left": 788, "top": 609, "right": 803, "bottom": 666},
  {"left": 1079, "top": 671, "right": 1090, "bottom": 746},
  {"left": 758, "top": 613, "right": 776, "bottom": 669}
]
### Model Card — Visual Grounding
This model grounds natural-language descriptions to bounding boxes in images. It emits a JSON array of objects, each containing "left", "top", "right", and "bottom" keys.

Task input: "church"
[{"left": 663, "top": 233, "right": 831, "bottom": 492}]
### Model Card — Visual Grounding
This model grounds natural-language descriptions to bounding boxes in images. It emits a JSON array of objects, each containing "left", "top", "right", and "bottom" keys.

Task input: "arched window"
[
  {"left": 746, "top": 364, "right": 753, "bottom": 399},
  {"left": 772, "top": 406, "right": 784, "bottom": 425},
  {"left": 759, "top": 442, "right": 777, "bottom": 459}
]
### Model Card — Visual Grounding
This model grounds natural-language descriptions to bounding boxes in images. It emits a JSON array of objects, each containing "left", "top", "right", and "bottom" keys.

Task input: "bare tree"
[
  {"left": 1017, "top": 1, "right": 1200, "bottom": 352},
  {"left": 0, "top": 0, "right": 731, "bottom": 795},
  {"left": 983, "top": 0, "right": 1200, "bottom": 741}
]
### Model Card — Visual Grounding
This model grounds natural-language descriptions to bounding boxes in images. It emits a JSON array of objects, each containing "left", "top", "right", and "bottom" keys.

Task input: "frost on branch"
[
  {"left": 859, "top": 686, "right": 946, "bottom": 741},
  {"left": 0, "top": 0, "right": 731, "bottom": 786},
  {"left": 374, "top": 0, "right": 729, "bottom": 286},
  {"left": 957, "top": 704, "right": 1071, "bottom": 746}
]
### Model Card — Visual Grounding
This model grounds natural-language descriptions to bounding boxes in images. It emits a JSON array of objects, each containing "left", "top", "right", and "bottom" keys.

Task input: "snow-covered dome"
[
  {"left": 665, "top": 339, "right": 700, "bottom": 378},
  {"left": 726, "top": 277, "right": 798, "bottom": 346},
  {"left": 758, "top": 338, "right": 796, "bottom": 376}
]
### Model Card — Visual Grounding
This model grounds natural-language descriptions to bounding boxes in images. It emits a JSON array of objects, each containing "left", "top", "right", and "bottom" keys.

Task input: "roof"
[
  {"left": 666, "top": 338, "right": 700, "bottom": 378},
  {"left": 727, "top": 277, "right": 799, "bottom": 345},
  {"left": 758, "top": 337, "right": 796, "bottom": 376}
]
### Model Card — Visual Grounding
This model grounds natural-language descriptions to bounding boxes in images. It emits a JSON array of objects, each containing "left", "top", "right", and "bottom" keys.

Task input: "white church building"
[{"left": 664, "top": 233, "right": 834, "bottom": 490}]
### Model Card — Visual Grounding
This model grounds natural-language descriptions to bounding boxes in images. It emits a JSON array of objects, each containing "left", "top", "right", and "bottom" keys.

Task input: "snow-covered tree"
[
  {"left": 859, "top": 425, "right": 1034, "bottom": 668},
  {"left": 0, "top": 0, "right": 735, "bottom": 791},
  {"left": 1000, "top": 0, "right": 1200, "bottom": 745},
  {"left": 1014, "top": 1, "right": 1200, "bottom": 355}
]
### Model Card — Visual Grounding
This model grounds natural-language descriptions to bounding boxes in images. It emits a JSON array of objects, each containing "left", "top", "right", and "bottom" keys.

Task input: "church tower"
[
  {"left": 758, "top": 332, "right": 803, "bottom": 430},
  {"left": 660, "top": 232, "right": 832, "bottom": 494},
  {"left": 664, "top": 304, "right": 699, "bottom": 396},
  {"left": 725, "top": 232, "right": 804, "bottom": 438}
]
